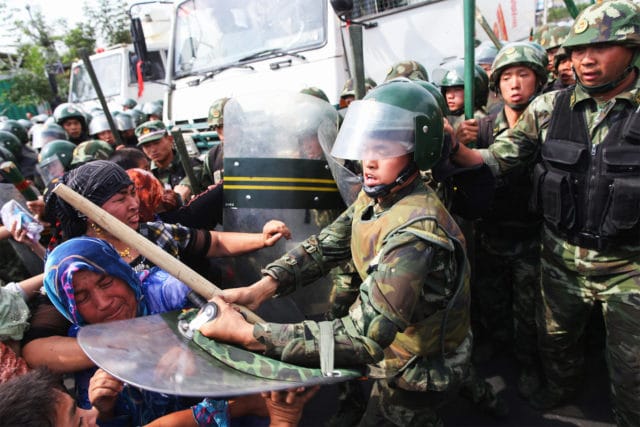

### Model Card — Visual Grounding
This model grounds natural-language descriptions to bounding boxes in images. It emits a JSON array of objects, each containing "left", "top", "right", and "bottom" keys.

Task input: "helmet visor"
[{"left": 331, "top": 101, "right": 416, "bottom": 161}]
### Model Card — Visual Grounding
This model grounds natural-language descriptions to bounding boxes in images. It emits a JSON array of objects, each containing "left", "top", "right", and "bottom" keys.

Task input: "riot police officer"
[
  {"left": 198, "top": 79, "right": 473, "bottom": 426},
  {"left": 456, "top": 41, "right": 549, "bottom": 398},
  {"left": 450, "top": 2, "right": 640, "bottom": 423}
]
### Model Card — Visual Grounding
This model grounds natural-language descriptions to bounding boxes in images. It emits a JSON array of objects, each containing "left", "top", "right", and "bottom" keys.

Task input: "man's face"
[
  {"left": 546, "top": 47, "right": 559, "bottom": 73},
  {"left": 557, "top": 58, "right": 576, "bottom": 86},
  {"left": 141, "top": 135, "right": 174, "bottom": 166},
  {"left": 499, "top": 65, "right": 538, "bottom": 105},
  {"left": 444, "top": 86, "right": 465, "bottom": 112},
  {"left": 97, "top": 130, "right": 115, "bottom": 146},
  {"left": 62, "top": 119, "right": 83, "bottom": 139},
  {"left": 53, "top": 389, "right": 96, "bottom": 426},
  {"left": 571, "top": 43, "right": 634, "bottom": 89},
  {"left": 361, "top": 150, "right": 411, "bottom": 191}
]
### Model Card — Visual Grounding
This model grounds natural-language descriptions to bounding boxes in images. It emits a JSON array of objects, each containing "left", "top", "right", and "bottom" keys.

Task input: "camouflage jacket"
[
  {"left": 480, "top": 75, "right": 640, "bottom": 270},
  {"left": 255, "top": 178, "right": 472, "bottom": 392}
]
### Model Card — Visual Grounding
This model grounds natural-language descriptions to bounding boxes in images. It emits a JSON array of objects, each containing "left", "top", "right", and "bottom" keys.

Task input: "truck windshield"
[
  {"left": 173, "top": 0, "right": 326, "bottom": 78},
  {"left": 69, "top": 53, "right": 123, "bottom": 103}
]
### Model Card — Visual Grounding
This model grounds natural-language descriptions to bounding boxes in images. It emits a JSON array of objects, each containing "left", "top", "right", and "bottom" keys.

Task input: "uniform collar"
[{"left": 571, "top": 72, "right": 640, "bottom": 109}]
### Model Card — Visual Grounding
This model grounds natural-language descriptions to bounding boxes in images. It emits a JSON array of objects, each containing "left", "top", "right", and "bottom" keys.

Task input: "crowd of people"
[{"left": 1, "top": 1, "right": 639, "bottom": 425}]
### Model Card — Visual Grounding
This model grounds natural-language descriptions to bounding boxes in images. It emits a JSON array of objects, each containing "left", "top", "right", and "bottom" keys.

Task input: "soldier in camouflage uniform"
[
  {"left": 135, "top": 120, "right": 204, "bottom": 202},
  {"left": 451, "top": 2, "right": 640, "bottom": 423},
  {"left": 535, "top": 24, "right": 571, "bottom": 84},
  {"left": 201, "top": 97, "right": 230, "bottom": 187},
  {"left": 438, "top": 60, "right": 489, "bottom": 131},
  {"left": 200, "top": 79, "right": 472, "bottom": 426},
  {"left": 456, "top": 41, "right": 548, "bottom": 398}
]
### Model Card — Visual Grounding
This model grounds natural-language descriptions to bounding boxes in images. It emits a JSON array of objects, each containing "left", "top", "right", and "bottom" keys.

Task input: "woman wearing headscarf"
[
  {"left": 45, "top": 237, "right": 229, "bottom": 426},
  {"left": 22, "top": 160, "right": 291, "bottom": 373},
  {"left": 44, "top": 237, "right": 314, "bottom": 426}
]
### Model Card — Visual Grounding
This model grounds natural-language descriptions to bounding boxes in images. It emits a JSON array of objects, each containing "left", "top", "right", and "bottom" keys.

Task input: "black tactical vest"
[
  {"left": 478, "top": 113, "right": 541, "bottom": 227},
  {"left": 532, "top": 89, "right": 640, "bottom": 250}
]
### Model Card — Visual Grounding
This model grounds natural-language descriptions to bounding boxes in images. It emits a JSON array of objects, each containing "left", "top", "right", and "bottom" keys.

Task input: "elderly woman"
[
  {"left": 44, "top": 236, "right": 314, "bottom": 426},
  {"left": 22, "top": 160, "right": 291, "bottom": 373}
]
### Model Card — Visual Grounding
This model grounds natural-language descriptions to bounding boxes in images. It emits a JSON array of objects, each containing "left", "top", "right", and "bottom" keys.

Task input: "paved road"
[{"left": 300, "top": 310, "right": 615, "bottom": 426}]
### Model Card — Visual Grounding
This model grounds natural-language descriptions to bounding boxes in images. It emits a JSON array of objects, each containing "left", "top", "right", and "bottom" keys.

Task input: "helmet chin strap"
[
  {"left": 575, "top": 63, "right": 635, "bottom": 95},
  {"left": 362, "top": 162, "right": 418, "bottom": 199}
]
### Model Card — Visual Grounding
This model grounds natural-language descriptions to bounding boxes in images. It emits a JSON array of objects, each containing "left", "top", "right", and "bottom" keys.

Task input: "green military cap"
[
  {"left": 135, "top": 120, "right": 168, "bottom": 146},
  {"left": 207, "top": 97, "right": 230, "bottom": 128},
  {"left": 384, "top": 60, "right": 429, "bottom": 82}
]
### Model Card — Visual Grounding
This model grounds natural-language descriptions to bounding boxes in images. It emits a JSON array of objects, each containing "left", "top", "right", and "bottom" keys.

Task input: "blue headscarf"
[{"left": 43, "top": 236, "right": 146, "bottom": 326}]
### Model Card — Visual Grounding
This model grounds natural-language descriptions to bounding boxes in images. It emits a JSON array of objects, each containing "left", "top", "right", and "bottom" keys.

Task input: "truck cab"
[{"left": 68, "top": 2, "right": 172, "bottom": 112}]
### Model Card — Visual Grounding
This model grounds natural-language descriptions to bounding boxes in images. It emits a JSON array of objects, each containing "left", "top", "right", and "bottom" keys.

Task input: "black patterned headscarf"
[{"left": 46, "top": 160, "right": 133, "bottom": 239}]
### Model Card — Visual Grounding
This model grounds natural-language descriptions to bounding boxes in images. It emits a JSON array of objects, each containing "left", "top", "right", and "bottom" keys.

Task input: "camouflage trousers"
[
  {"left": 473, "top": 225, "right": 541, "bottom": 366},
  {"left": 358, "top": 379, "right": 450, "bottom": 427},
  {"left": 537, "top": 234, "right": 640, "bottom": 426}
]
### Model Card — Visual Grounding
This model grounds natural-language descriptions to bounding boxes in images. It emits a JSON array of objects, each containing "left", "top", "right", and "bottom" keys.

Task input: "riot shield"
[
  {"left": 223, "top": 92, "right": 345, "bottom": 318},
  {"left": 78, "top": 310, "right": 361, "bottom": 397}
]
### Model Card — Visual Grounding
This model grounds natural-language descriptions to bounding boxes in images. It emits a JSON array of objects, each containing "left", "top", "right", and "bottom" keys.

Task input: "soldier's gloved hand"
[{"left": 456, "top": 119, "right": 479, "bottom": 146}]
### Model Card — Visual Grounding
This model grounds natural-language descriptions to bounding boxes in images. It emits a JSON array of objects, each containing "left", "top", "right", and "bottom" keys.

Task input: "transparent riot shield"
[{"left": 222, "top": 92, "right": 345, "bottom": 319}]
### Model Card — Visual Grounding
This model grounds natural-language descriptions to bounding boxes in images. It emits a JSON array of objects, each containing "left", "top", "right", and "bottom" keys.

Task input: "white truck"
[
  {"left": 67, "top": 2, "right": 172, "bottom": 112},
  {"left": 164, "top": 0, "right": 537, "bottom": 128}
]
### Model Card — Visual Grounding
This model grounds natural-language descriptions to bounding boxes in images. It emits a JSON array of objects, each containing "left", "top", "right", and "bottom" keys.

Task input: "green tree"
[
  {"left": 1, "top": 44, "right": 53, "bottom": 106},
  {"left": 62, "top": 23, "right": 97, "bottom": 65},
  {"left": 84, "top": 0, "right": 132, "bottom": 46},
  {"left": 0, "top": 5, "right": 67, "bottom": 107}
]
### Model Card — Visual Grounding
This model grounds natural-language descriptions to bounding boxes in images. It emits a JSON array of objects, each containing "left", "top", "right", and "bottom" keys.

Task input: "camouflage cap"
[
  {"left": 384, "top": 60, "right": 429, "bottom": 82},
  {"left": 538, "top": 24, "right": 571, "bottom": 51},
  {"left": 490, "top": 41, "right": 549, "bottom": 92},
  {"left": 207, "top": 97, "right": 230, "bottom": 128},
  {"left": 340, "top": 77, "right": 378, "bottom": 98},
  {"left": 563, "top": 0, "right": 640, "bottom": 49},
  {"left": 70, "top": 139, "right": 114, "bottom": 168},
  {"left": 135, "top": 120, "right": 168, "bottom": 146},
  {"left": 300, "top": 87, "right": 330, "bottom": 103}
]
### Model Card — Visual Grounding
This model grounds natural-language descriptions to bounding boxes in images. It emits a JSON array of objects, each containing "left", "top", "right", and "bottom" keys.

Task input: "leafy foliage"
[
  {"left": 0, "top": 0, "right": 131, "bottom": 107},
  {"left": 84, "top": 0, "right": 132, "bottom": 46}
]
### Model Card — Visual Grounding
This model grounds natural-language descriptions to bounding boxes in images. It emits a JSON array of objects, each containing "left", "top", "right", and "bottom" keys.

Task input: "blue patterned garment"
[{"left": 43, "top": 236, "right": 228, "bottom": 426}]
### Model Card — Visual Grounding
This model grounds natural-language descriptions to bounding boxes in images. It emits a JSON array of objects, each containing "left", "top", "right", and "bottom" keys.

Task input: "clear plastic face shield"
[
  {"left": 319, "top": 100, "right": 417, "bottom": 204},
  {"left": 37, "top": 155, "right": 65, "bottom": 186},
  {"left": 331, "top": 101, "right": 416, "bottom": 161}
]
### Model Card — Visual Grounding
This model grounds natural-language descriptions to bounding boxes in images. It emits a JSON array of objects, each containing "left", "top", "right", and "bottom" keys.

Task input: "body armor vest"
[
  {"left": 532, "top": 89, "right": 640, "bottom": 250},
  {"left": 350, "top": 182, "right": 469, "bottom": 357},
  {"left": 478, "top": 113, "right": 541, "bottom": 227}
]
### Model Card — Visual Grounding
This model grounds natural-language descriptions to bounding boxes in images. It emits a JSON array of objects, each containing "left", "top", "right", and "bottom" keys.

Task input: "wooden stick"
[{"left": 52, "top": 183, "right": 264, "bottom": 324}]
